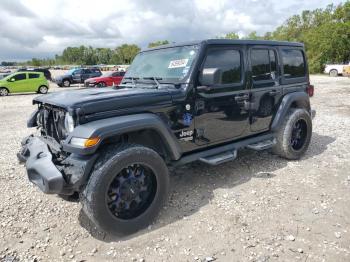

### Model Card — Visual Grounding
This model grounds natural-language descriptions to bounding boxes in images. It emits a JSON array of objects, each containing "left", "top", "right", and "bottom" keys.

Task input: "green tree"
[
  {"left": 148, "top": 40, "right": 169, "bottom": 48},
  {"left": 114, "top": 44, "right": 141, "bottom": 64},
  {"left": 224, "top": 32, "right": 239, "bottom": 39}
]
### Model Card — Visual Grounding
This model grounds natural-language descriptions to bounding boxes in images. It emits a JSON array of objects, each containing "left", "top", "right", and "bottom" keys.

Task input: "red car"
[{"left": 84, "top": 71, "right": 125, "bottom": 87}]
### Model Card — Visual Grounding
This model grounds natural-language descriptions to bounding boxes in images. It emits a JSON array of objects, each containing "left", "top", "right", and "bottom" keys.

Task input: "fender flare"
[
  {"left": 63, "top": 113, "right": 182, "bottom": 160},
  {"left": 270, "top": 91, "right": 311, "bottom": 132}
]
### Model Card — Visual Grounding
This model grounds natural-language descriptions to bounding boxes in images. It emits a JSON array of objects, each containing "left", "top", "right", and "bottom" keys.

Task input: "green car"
[{"left": 0, "top": 72, "right": 49, "bottom": 96}]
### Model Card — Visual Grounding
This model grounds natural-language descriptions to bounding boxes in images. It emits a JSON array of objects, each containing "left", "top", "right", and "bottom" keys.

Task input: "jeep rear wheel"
[
  {"left": 80, "top": 144, "right": 169, "bottom": 236},
  {"left": 272, "top": 108, "right": 312, "bottom": 160}
]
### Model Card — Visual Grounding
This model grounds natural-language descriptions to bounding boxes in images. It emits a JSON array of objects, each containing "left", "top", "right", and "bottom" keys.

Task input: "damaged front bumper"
[{"left": 17, "top": 135, "right": 98, "bottom": 195}]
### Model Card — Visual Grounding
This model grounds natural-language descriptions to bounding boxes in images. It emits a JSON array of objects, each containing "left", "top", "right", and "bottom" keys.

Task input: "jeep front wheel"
[
  {"left": 272, "top": 108, "right": 312, "bottom": 160},
  {"left": 80, "top": 144, "right": 169, "bottom": 236}
]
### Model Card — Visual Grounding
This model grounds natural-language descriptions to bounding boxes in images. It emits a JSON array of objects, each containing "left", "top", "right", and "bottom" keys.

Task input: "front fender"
[{"left": 62, "top": 113, "right": 182, "bottom": 160}]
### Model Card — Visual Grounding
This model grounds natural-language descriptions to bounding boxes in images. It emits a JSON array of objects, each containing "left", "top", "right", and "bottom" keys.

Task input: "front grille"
[{"left": 38, "top": 106, "right": 68, "bottom": 142}]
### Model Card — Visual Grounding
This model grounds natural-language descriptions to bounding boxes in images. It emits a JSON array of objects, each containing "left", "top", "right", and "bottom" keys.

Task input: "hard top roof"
[{"left": 143, "top": 39, "right": 304, "bottom": 51}]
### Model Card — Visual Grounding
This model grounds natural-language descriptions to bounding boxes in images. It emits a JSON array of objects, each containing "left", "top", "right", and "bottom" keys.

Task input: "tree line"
[
  {"left": 223, "top": 2, "right": 350, "bottom": 73},
  {"left": 2, "top": 1, "right": 349, "bottom": 73}
]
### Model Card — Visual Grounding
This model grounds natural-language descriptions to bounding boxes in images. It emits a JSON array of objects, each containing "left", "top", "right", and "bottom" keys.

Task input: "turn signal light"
[
  {"left": 84, "top": 137, "right": 100, "bottom": 147},
  {"left": 70, "top": 137, "right": 100, "bottom": 148}
]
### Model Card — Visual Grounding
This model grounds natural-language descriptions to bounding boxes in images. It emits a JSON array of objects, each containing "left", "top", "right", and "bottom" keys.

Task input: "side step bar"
[
  {"left": 246, "top": 139, "right": 276, "bottom": 151},
  {"left": 199, "top": 150, "right": 237, "bottom": 166},
  {"left": 172, "top": 133, "right": 275, "bottom": 167}
]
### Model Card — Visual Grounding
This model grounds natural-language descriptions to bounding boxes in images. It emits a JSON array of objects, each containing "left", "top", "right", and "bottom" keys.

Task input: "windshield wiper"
[
  {"left": 142, "top": 77, "right": 162, "bottom": 89},
  {"left": 119, "top": 77, "right": 140, "bottom": 88}
]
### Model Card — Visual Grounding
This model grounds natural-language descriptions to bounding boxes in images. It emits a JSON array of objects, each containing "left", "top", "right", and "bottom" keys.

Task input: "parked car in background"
[
  {"left": 84, "top": 71, "right": 125, "bottom": 87},
  {"left": 324, "top": 62, "right": 350, "bottom": 77},
  {"left": 0, "top": 68, "right": 11, "bottom": 73},
  {"left": 0, "top": 73, "right": 10, "bottom": 80},
  {"left": 343, "top": 65, "right": 350, "bottom": 77},
  {"left": 18, "top": 68, "right": 52, "bottom": 81},
  {"left": 55, "top": 68, "right": 102, "bottom": 87},
  {"left": 0, "top": 72, "right": 49, "bottom": 96}
]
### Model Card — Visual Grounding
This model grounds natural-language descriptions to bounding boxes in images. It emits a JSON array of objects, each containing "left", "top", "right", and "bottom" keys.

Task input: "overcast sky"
[{"left": 0, "top": 0, "right": 344, "bottom": 61}]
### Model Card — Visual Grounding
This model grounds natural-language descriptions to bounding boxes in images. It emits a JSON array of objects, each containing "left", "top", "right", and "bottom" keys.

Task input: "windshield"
[{"left": 125, "top": 45, "right": 199, "bottom": 80}]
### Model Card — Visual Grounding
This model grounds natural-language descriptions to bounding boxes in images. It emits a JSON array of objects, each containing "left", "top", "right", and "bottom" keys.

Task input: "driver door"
[
  {"left": 8, "top": 73, "right": 27, "bottom": 93},
  {"left": 194, "top": 46, "right": 250, "bottom": 145}
]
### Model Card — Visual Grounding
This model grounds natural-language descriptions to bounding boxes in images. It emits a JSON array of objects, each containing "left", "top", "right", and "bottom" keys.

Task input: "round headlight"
[{"left": 64, "top": 112, "right": 75, "bottom": 133}]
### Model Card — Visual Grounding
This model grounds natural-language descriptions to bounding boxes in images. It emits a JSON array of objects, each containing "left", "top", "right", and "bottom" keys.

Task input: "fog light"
[{"left": 70, "top": 137, "right": 100, "bottom": 148}]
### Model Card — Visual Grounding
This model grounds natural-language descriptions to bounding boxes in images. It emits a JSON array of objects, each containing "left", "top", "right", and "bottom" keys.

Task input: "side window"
[
  {"left": 73, "top": 69, "right": 82, "bottom": 75},
  {"left": 113, "top": 72, "right": 125, "bottom": 77},
  {"left": 13, "top": 73, "right": 26, "bottom": 81},
  {"left": 251, "top": 49, "right": 277, "bottom": 82},
  {"left": 203, "top": 49, "right": 241, "bottom": 84},
  {"left": 29, "top": 73, "right": 40, "bottom": 79},
  {"left": 281, "top": 49, "right": 306, "bottom": 78}
]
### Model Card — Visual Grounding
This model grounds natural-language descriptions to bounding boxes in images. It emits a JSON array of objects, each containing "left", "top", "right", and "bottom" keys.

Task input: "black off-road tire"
[
  {"left": 80, "top": 144, "right": 169, "bottom": 236},
  {"left": 272, "top": 108, "right": 312, "bottom": 160}
]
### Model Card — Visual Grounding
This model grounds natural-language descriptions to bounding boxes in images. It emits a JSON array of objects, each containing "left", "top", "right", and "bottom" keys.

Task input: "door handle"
[
  {"left": 197, "top": 85, "right": 212, "bottom": 92},
  {"left": 234, "top": 94, "right": 249, "bottom": 102}
]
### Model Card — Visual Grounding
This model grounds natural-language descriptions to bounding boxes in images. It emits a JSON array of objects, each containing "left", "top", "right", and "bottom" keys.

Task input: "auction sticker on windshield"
[{"left": 168, "top": 59, "right": 189, "bottom": 68}]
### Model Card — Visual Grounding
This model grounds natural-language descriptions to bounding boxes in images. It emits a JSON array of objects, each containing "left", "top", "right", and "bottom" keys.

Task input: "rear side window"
[
  {"left": 203, "top": 49, "right": 241, "bottom": 84},
  {"left": 29, "top": 73, "right": 40, "bottom": 79},
  {"left": 251, "top": 49, "right": 277, "bottom": 81},
  {"left": 13, "top": 73, "right": 26, "bottom": 81},
  {"left": 112, "top": 72, "right": 125, "bottom": 77},
  {"left": 281, "top": 49, "right": 306, "bottom": 78}
]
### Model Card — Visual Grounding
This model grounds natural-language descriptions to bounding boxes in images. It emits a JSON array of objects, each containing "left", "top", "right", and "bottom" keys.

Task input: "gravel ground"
[{"left": 0, "top": 75, "right": 349, "bottom": 262}]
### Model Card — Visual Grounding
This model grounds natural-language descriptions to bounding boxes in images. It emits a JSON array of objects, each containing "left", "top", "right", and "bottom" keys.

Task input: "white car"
[{"left": 324, "top": 62, "right": 350, "bottom": 77}]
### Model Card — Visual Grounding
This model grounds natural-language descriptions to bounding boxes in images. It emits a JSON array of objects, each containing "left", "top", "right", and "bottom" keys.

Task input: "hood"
[{"left": 34, "top": 87, "right": 176, "bottom": 115}]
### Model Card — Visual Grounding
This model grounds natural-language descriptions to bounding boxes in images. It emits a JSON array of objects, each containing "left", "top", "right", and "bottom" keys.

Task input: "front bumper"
[{"left": 18, "top": 135, "right": 98, "bottom": 195}]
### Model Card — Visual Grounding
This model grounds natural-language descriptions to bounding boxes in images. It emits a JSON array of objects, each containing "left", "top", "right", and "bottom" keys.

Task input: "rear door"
[
  {"left": 194, "top": 45, "right": 250, "bottom": 145},
  {"left": 28, "top": 73, "right": 41, "bottom": 91},
  {"left": 249, "top": 46, "right": 283, "bottom": 133},
  {"left": 111, "top": 71, "right": 125, "bottom": 85},
  {"left": 72, "top": 69, "right": 83, "bottom": 83}
]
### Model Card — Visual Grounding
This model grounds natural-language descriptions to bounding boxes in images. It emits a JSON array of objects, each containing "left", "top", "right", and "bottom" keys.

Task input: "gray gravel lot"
[{"left": 0, "top": 75, "right": 349, "bottom": 262}]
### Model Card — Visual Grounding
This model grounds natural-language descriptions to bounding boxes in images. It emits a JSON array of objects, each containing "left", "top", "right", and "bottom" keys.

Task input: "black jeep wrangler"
[{"left": 18, "top": 39, "right": 315, "bottom": 236}]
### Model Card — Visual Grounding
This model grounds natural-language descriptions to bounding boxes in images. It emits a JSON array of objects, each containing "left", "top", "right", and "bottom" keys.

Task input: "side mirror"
[
  {"left": 199, "top": 68, "right": 221, "bottom": 87},
  {"left": 9, "top": 78, "right": 15, "bottom": 82}
]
